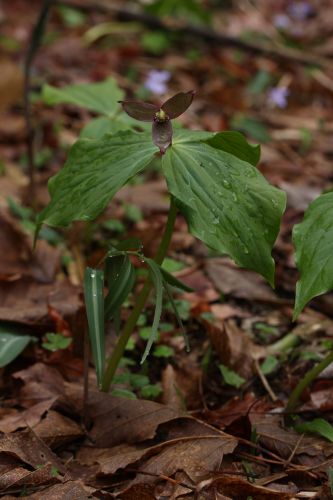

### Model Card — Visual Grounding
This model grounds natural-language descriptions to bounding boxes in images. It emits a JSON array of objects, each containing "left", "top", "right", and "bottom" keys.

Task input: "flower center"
[{"left": 155, "top": 109, "right": 168, "bottom": 122}]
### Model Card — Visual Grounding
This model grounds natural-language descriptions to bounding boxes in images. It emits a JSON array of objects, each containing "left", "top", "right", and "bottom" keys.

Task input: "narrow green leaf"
[
  {"left": 141, "top": 259, "right": 164, "bottom": 363},
  {"left": 296, "top": 418, "right": 333, "bottom": 442},
  {"left": 37, "top": 131, "right": 157, "bottom": 228},
  {"left": 42, "top": 77, "right": 124, "bottom": 115},
  {"left": 163, "top": 283, "right": 189, "bottom": 351},
  {"left": 84, "top": 267, "right": 105, "bottom": 387},
  {"left": 163, "top": 130, "right": 286, "bottom": 285},
  {"left": 0, "top": 331, "right": 34, "bottom": 367},
  {"left": 160, "top": 267, "right": 193, "bottom": 292},
  {"left": 219, "top": 364, "right": 245, "bottom": 388},
  {"left": 293, "top": 192, "right": 333, "bottom": 319},
  {"left": 206, "top": 131, "right": 260, "bottom": 166},
  {"left": 104, "top": 255, "right": 136, "bottom": 320},
  {"left": 329, "top": 467, "right": 333, "bottom": 495}
]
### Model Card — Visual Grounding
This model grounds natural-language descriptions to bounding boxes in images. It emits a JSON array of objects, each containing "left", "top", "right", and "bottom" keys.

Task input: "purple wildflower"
[
  {"left": 273, "top": 13, "right": 290, "bottom": 29},
  {"left": 268, "top": 87, "right": 290, "bottom": 108},
  {"left": 144, "top": 70, "right": 171, "bottom": 95},
  {"left": 287, "top": 1, "right": 313, "bottom": 20}
]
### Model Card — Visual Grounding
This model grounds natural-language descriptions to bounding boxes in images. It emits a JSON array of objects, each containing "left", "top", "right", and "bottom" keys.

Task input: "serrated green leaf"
[
  {"left": 104, "top": 255, "right": 136, "bottom": 320},
  {"left": 293, "top": 192, "right": 333, "bottom": 319},
  {"left": 219, "top": 364, "right": 245, "bottom": 388},
  {"left": 162, "top": 131, "right": 286, "bottom": 285},
  {"left": 206, "top": 131, "right": 260, "bottom": 166},
  {"left": 0, "top": 330, "right": 34, "bottom": 368},
  {"left": 141, "top": 259, "right": 164, "bottom": 363},
  {"left": 37, "top": 131, "right": 157, "bottom": 228},
  {"left": 84, "top": 267, "right": 105, "bottom": 387},
  {"left": 296, "top": 418, "right": 333, "bottom": 442},
  {"left": 42, "top": 77, "right": 124, "bottom": 115}
]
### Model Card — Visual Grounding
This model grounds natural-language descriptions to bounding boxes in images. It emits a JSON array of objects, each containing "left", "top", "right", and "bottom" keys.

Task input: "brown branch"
[{"left": 59, "top": 0, "right": 333, "bottom": 70}]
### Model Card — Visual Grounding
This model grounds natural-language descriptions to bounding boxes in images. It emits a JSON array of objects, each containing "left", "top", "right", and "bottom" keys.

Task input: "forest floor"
[{"left": 1, "top": 0, "right": 333, "bottom": 498}]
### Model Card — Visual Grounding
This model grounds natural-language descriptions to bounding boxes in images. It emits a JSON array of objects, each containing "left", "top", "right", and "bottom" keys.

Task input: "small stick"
[{"left": 254, "top": 359, "right": 277, "bottom": 402}]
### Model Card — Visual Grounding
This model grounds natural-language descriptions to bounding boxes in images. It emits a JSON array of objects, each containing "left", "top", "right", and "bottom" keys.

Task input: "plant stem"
[
  {"left": 286, "top": 349, "right": 333, "bottom": 414},
  {"left": 101, "top": 196, "right": 178, "bottom": 392}
]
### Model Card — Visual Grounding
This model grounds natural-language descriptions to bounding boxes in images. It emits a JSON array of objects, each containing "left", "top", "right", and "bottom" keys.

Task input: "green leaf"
[
  {"left": 140, "top": 384, "right": 162, "bottom": 399},
  {"left": 84, "top": 267, "right": 105, "bottom": 387},
  {"left": 206, "top": 131, "right": 260, "bottom": 166},
  {"left": 37, "top": 131, "right": 157, "bottom": 228},
  {"left": 153, "top": 345, "right": 174, "bottom": 358},
  {"left": 162, "top": 131, "right": 286, "bottom": 285},
  {"left": 160, "top": 267, "right": 193, "bottom": 292},
  {"left": 0, "top": 330, "right": 34, "bottom": 368},
  {"left": 296, "top": 418, "right": 333, "bottom": 442},
  {"left": 329, "top": 467, "right": 333, "bottom": 495},
  {"left": 219, "top": 364, "right": 245, "bottom": 388},
  {"left": 42, "top": 333, "right": 72, "bottom": 352},
  {"left": 163, "top": 284, "right": 189, "bottom": 351},
  {"left": 293, "top": 192, "right": 333, "bottom": 319},
  {"left": 81, "top": 116, "right": 130, "bottom": 139},
  {"left": 42, "top": 77, "right": 124, "bottom": 116},
  {"left": 260, "top": 355, "right": 278, "bottom": 375},
  {"left": 141, "top": 259, "right": 164, "bottom": 363},
  {"left": 104, "top": 255, "right": 136, "bottom": 320}
]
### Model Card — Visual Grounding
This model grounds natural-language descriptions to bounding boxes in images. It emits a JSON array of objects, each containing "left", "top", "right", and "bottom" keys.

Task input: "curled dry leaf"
[{"left": 201, "top": 317, "right": 265, "bottom": 379}]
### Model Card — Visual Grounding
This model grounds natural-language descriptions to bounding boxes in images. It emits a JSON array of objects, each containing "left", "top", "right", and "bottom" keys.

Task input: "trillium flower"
[{"left": 119, "top": 90, "right": 195, "bottom": 154}]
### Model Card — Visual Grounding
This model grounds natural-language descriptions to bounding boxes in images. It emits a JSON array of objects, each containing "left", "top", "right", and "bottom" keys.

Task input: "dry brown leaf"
[
  {"left": 0, "top": 210, "right": 60, "bottom": 283},
  {"left": 209, "top": 475, "right": 294, "bottom": 499},
  {"left": 202, "top": 318, "right": 265, "bottom": 378},
  {"left": 0, "top": 463, "right": 58, "bottom": 493},
  {"left": 62, "top": 382, "right": 183, "bottom": 448},
  {"left": 0, "top": 399, "right": 57, "bottom": 433},
  {"left": 0, "top": 280, "right": 81, "bottom": 326},
  {"left": 33, "top": 410, "right": 84, "bottom": 449},
  {"left": 0, "top": 428, "right": 64, "bottom": 472},
  {"left": 0, "top": 59, "right": 23, "bottom": 112},
  {"left": 78, "top": 416, "right": 237, "bottom": 491},
  {"left": 205, "top": 258, "right": 283, "bottom": 303},
  {"left": 28, "top": 480, "right": 97, "bottom": 499}
]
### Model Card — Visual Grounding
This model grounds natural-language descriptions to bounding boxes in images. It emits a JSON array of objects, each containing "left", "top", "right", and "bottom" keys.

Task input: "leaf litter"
[{"left": 1, "top": 0, "right": 333, "bottom": 497}]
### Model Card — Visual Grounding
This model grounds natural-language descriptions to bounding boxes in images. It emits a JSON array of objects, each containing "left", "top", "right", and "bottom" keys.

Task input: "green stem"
[
  {"left": 101, "top": 196, "right": 178, "bottom": 392},
  {"left": 286, "top": 349, "right": 333, "bottom": 414}
]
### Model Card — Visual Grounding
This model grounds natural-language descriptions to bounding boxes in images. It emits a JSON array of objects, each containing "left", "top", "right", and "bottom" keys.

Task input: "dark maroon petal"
[
  {"left": 161, "top": 91, "right": 195, "bottom": 119},
  {"left": 152, "top": 120, "right": 173, "bottom": 154},
  {"left": 119, "top": 100, "right": 159, "bottom": 122}
]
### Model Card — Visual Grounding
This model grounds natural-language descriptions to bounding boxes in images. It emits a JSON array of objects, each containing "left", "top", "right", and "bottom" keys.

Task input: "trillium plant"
[
  {"left": 120, "top": 90, "right": 195, "bottom": 153},
  {"left": 37, "top": 77, "right": 333, "bottom": 407}
]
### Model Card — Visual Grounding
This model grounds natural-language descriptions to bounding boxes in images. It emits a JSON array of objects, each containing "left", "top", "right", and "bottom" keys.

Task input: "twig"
[
  {"left": 59, "top": 0, "right": 333, "bottom": 70},
  {"left": 285, "top": 433, "right": 304, "bottom": 466},
  {"left": 24, "top": 0, "right": 54, "bottom": 208},
  {"left": 254, "top": 359, "right": 277, "bottom": 402}
]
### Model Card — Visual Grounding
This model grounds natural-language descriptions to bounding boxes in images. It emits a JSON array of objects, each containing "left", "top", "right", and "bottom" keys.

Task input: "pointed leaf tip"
[
  {"left": 120, "top": 100, "right": 159, "bottom": 122},
  {"left": 161, "top": 91, "right": 195, "bottom": 119}
]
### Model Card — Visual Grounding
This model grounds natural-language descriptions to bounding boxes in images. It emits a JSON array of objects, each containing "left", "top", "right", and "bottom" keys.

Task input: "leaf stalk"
[{"left": 101, "top": 196, "right": 178, "bottom": 392}]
